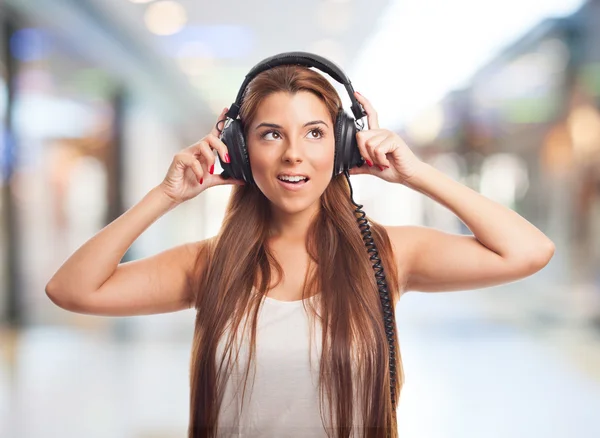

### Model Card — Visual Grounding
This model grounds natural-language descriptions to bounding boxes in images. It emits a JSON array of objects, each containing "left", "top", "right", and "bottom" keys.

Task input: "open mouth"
[
  {"left": 278, "top": 178, "right": 308, "bottom": 184},
  {"left": 277, "top": 176, "right": 310, "bottom": 190}
]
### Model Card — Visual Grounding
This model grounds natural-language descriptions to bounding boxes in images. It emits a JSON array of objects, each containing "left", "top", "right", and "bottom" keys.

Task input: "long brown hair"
[{"left": 188, "top": 65, "right": 405, "bottom": 437}]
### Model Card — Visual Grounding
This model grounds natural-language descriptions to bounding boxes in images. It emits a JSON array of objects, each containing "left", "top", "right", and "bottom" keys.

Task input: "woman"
[{"left": 46, "top": 63, "right": 555, "bottom": 438}]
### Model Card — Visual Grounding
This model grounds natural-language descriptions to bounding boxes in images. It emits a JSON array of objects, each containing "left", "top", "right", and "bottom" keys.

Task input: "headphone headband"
[{"left": 225, "top": 51, "right": 367, "bottom": 122}]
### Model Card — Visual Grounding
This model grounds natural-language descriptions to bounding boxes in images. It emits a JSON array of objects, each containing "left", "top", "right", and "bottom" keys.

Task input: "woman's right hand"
[{"left": 159, "top": 107, "right": 245, "bottom": 205}]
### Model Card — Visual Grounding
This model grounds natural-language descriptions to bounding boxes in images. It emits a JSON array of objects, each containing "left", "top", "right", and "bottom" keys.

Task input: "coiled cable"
[{"left": 343, "top": 170, "right": 397, "bottom": 417}]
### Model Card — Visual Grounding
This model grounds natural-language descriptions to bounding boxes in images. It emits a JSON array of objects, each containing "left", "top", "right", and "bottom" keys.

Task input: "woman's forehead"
[{"left": 253, "top": 91, "right": 332, "bottom": 125}]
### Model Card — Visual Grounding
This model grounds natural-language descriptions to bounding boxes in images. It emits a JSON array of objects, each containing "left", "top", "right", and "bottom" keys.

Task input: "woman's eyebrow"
[{"left": 254, "top": 120, "right": 329, "bottom": 130}]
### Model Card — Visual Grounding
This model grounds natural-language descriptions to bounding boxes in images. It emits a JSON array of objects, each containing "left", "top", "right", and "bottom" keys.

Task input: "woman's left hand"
[{"left": 348, "top": 91, "right": 423, "bottom": 185}]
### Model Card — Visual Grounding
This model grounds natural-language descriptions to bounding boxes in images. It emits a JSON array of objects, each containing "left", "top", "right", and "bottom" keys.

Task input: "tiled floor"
[
  {"left": 1, "top": 288, "right": 599, "bottom": 437},
  {"left": 395, "top": 293, "right": 600, "bottom": 437}
]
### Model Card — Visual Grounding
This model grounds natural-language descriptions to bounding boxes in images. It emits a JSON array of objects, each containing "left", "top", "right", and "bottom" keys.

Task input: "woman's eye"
[
  {"left": 308, "top": 128, "right": 324, "bottom": 139},
  {"left": 261, "top": 128, "right": 323, "bottom": 140},
  {"left": 262, "top": 130, "right": 281, "bottom": 140}
]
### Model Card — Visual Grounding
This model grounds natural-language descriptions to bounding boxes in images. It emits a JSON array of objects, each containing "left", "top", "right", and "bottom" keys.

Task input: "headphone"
[
  {"left": 215, "top": 51, "right": 367, "bottom": 184},
  {"left": 215, "top": 52, "right": 398, "bottom": 417}
]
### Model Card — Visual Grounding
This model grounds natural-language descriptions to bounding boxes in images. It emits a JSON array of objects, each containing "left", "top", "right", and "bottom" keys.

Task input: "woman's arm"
[
  {"left": 349, "top": 91, "right": 554, "bottom": 293},
  {"left": 45, "top": 186, "right": 184, "bottom": 311},
  {"left": 46, "top": 112, "right": 243, "bottom": 314},
  {"left": 387, "top": 161, "right": 555, "bottom": 293}
]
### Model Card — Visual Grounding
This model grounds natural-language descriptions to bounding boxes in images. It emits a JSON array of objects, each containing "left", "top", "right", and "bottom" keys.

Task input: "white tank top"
[{"left": 215, "top": 290, "right": 363, "bottom": 437}]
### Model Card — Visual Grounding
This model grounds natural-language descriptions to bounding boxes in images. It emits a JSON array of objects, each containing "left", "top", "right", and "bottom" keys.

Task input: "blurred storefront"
[
  {"left": 0, "top": 9, "right": 124, "bottom": 328},
  {"left": 0, "top": 0, "right": 209, "bottom": 332},
  {"left": 569, "top": 0, "right": 600, "bottom": 325},
  {"left": 402, "top": 89, "right": 471, "bottom": 234},
  {"left": 418, "top": 0, "right": 600, "bottom": 326},
  {"left": 465, "top": 16, "right": 577, "bottom": 280},
  {"left": 12, "top": 24, "right": 123, "bottom": 327}
]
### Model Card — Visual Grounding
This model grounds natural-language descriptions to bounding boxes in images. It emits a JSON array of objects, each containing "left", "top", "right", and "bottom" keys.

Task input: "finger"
[
  {"left": 192, "top": 140, "right": 215, "bottom": 175},
  {"left": 205, "top": 133, "right": 230, "bottom": 166},
  {"left": 354, "top": 92, "right": 379, "bottom": 129},
  {"left": 356, "top": 130, "right": 386, "bottom": 166},
  {"left": 211, "top": 107, "right": 229, "bottom": 138},
  {"left": 371, "top": 136, "right": 397, "bottom": 168},
  {"left": 176, "top": 152, "right": 204, "bottom": 184},
  {"left": 364, "top": 132, "right": 388, "bottom": 164}
]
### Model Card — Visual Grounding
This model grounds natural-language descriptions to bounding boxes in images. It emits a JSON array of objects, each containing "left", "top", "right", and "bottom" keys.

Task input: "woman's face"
[{"left": 246, "top": 91, "right": 335, "bottom": 215}]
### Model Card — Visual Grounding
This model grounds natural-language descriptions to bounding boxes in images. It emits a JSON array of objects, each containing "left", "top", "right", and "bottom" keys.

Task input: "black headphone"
[
  {"left": 216, "top": 51, "right": 368, "bottom": 184},
  {"left": 215, "top": 51, "right": 399, "bottom": 417}
]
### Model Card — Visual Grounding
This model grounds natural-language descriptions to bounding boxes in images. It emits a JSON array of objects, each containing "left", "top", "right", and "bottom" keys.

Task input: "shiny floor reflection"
[{"left": 1, "top": 288, "right": 600, "bottom": 438}]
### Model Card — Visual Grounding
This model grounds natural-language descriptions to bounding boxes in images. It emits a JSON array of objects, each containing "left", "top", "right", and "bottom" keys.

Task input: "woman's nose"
[{"left": 281, "top": 138, "right": 303, "bottom": 163}]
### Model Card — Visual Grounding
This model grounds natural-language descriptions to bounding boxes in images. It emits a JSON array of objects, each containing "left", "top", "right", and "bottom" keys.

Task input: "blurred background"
[{"left": 1, "top": 0, "right": 599, "bottom": 436}]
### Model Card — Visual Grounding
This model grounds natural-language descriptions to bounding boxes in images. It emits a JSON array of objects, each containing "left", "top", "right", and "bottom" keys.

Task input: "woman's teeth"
[
  {"left": 277, "top": 176, "right": 309, "bottom": 189},
  {"left": 278, "top": 177, "right": 307, "bottom": 183}
]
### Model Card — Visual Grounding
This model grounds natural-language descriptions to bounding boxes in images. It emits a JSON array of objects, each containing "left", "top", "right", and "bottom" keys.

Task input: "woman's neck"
[{"left": 269, "top": 204, "right": 320, "bottom": 242}]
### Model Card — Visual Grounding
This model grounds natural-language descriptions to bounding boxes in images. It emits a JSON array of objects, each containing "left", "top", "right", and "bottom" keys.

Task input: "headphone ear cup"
[
  {"left": 220, "top": 119, "right": 254, "bottom": 184},
  {"left": 333, "top": 110, "right": 363, "bottom": 177}
]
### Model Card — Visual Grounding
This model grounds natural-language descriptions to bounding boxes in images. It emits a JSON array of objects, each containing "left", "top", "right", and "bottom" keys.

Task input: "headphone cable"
[{"left": 344, "top": 169, "right": 398, "bottom": 423}]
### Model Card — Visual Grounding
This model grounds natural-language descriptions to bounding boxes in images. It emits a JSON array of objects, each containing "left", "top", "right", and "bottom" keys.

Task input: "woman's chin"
[
  {"left": 258, "top": 179, "right": 326, "bottom": 212},
  {"left": 270, "top": 195, "right": 322, "bottom": 215}
]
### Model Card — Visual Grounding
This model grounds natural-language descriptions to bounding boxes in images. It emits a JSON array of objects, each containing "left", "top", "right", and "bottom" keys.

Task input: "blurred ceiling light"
[
  {"left": 405, "top": 104, "right": 445, "bottom": 145},
  {"left": 144, "top": 1, "right": 187, "bottom": 36},
  {"left": 317, "top": 1, "right": 354, "bottom": 34}
]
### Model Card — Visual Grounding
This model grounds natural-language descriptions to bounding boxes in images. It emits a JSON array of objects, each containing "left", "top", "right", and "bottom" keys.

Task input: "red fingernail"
[
  {"left": 378, "top": 165, "right": 384, "bottom": 171},
  {"left": 199, "top": 178, "right": 203, "bottom": 184},
  {"left": 225, "top": 153, "right": 230, "bottom": 163},
  {"left": 366, "top": 159, "right": 373, "bottom": 167},
  {"left": 210, "top": 164, "right": 214, "bottom": 174}
]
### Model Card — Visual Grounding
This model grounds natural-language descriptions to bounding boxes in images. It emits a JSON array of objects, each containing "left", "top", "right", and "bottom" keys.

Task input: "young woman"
[{"left": 46, "top": 63, "right": 555, "bottom": 438}]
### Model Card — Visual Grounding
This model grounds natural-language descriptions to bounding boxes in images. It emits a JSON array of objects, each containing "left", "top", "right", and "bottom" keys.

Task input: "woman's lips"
[{"left": 277, "top": 178, "right": 309, "bottom": 191}]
